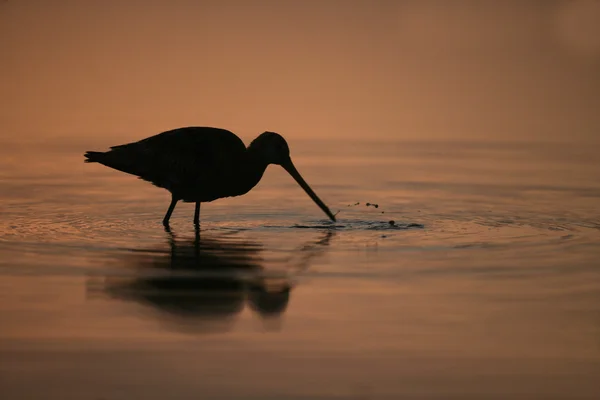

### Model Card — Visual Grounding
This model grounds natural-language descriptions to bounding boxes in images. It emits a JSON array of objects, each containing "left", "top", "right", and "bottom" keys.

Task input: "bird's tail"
[{"left": 84, "top": 151, "right": 105, "bottom": 163}]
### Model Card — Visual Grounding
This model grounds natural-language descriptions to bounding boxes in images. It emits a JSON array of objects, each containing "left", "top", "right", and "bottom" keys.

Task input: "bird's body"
[
  {"left": 86, "top": 127, "right": 267, "bottom": 203},
  {"left": 85, "top": 127, "right": 335, "bottom": 226}
]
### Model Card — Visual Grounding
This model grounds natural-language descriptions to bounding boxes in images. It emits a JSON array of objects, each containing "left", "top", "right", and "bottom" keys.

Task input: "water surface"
[{"left": 1, "top": 138, "right": 599, "bottom": 399}]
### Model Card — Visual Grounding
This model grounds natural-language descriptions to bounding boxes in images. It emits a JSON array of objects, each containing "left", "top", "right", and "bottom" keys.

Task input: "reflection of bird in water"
[
  {"left": 84, "top": 127, "right": 336, "bottom": 227},
  {"left": 88, "top": 227, "right": 334, "bottom": 334}
]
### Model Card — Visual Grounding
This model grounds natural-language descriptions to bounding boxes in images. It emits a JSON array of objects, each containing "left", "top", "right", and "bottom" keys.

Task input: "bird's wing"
[{"left": 104, "top": 127, "right": 247, "bottom": 190}]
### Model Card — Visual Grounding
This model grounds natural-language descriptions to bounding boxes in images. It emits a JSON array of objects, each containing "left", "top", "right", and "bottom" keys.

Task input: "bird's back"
[{"left": 85, "top": 127, "right": 249, "bottom": 201}]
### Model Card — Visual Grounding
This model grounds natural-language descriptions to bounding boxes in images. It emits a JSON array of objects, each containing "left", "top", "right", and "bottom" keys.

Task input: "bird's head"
[
  {"left": 248, "top": 131, "right": 337, "bottom": 223},
  {"left": 248, "top": 131, "right": 291, "bottom": 166}
]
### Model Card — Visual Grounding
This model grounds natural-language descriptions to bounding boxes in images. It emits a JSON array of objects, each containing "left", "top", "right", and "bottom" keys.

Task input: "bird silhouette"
[{"left": 84, "top": 127, "right": 336, "bottom": 226}]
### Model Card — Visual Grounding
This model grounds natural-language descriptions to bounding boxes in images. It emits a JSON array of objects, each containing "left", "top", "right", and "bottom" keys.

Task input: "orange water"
[{"left": 1, "top": 138, "right": 599, "bottom": 399}]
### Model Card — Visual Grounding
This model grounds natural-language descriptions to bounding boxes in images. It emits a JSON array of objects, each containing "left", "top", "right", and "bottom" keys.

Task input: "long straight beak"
[{"left": 281, "top": 159, "right": 336, "bottom": 222}]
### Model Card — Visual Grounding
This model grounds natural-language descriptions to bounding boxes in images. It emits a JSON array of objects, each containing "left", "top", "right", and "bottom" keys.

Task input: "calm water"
[{"left": 1, "top": 137, "right": 599, "bottom": 399}]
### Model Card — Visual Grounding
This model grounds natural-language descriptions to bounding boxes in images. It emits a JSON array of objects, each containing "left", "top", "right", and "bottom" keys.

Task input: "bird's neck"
[{"left": 239, "top": 148, "right": 269, "bottom": 194}]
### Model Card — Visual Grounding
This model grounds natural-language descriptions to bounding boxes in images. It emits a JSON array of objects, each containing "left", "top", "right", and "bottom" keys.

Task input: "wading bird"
[{"left": 84, "top": 127, "right": 336, "bottom": 226}]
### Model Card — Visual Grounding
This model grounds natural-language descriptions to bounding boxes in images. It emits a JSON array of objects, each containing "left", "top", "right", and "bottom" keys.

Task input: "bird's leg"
[
  {"left": 193, "top": 223, "right": 200, "bottom": 258},
  {"left": 163, "top": 196, "right": 178, "bottom": 227},
  {"left": 194, "top": 223, "right": 200, "bottom": 241},
  {"left": 193, "top": 202, "right": 200, "bottom": 226},
  {"left": 164, "top": 224, "right": 177, "bottom": 262}
]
